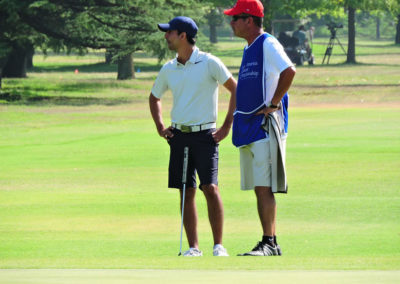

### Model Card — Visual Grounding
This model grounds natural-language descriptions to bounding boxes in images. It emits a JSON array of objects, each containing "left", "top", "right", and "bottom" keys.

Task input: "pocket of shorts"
[
  {"left": 168, "top": 129, "right": 179, "bottom": 145},
  {"left": 208, "top": 129, "right": 218, "bottom": 145}
]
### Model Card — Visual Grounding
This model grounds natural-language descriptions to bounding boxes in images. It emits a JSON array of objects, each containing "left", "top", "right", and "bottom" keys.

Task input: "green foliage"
[
  {"left": 385, "top": 0, "right": 400, "bottom": 15},
  {"left": 0, "top": 0, "right": 208, "bottom": 64},
  {"left": 205, "top": 7, "right": 224, "bottom": 27}
]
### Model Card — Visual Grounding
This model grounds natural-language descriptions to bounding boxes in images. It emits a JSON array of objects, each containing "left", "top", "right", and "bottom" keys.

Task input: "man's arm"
[
  {"left": 212, "top": 77, "right": 237, "bottom": 143},
  {"left": 149, "top": 93, "right": 174, "bottom": 140},
  {"left": 256, "top": 66, "right": 296, "bottom": 116}
]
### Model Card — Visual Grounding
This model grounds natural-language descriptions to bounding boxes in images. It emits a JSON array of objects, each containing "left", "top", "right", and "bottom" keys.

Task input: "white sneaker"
[
  {"left": 213, "top": 244, "right": 229, "bottom": 256},
  {"left": 183, "top": 248, "right": 203, "bottom": 257}
]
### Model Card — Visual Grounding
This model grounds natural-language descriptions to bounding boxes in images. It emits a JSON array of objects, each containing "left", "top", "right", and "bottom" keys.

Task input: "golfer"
[
  {"left": 149, "top": 16, "right": 236, "bottom": 257},
  {"left": 224, "top": 0, "right": 296, "bottom": 256}
]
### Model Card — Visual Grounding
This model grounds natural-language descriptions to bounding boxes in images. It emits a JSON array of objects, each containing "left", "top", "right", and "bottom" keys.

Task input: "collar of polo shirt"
[{"left": 176, "top": 47, "right": 200, "bottom": 66}]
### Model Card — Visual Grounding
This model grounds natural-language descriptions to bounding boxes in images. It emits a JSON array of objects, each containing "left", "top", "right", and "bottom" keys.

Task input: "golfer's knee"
[
  {"left": 255, "top": 186, "right": 274, "bottom": 198},
  {"left": 202, "top": 184, "right": 219, "bottom": 196}
]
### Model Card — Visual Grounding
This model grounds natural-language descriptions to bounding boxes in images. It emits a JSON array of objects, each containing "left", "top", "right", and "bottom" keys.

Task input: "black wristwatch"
[{"left": 268, "top": 103, "right": 279, "bottom": 109}]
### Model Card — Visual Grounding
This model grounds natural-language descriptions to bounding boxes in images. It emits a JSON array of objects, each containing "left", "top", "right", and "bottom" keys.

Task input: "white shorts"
[{"left": 239, "top": 139, "right": 286, "bottom": 190}]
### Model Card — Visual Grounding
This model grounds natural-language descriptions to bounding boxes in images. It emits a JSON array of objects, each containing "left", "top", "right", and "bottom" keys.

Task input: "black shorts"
[{"left": 168, "top": 128, "right": 218, "bottom": 190}]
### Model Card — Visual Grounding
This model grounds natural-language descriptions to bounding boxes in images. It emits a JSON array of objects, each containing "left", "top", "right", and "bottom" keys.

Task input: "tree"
[
  {"left": 397, "top": 14, "right": 400, "bottom": 43},
  {"left": 345, "top": 0, "right": 397, "bottom": 62},
  {"left": 0, "top": 0, "right": 204, "bottom": 83},
  {"left": 311, "top": 0, "right": 382, "bottom": 64},
  {"left": 205, "top": 7, "right": 224, "bottom": 43},
  {"left": 385, "top": 0, "right": 400, "bottom": 44},
  {"left": 347, "top": 5, "right": 357, "bottom": 63},
  {"left": 260, "top": 0, "right": 391, "bottom": 63},
  {"left": 202, "top": 0, "right": 231, "bottom": 43},
  {"left": 0, "top": 1, "right": 47, "bottom": 79}
]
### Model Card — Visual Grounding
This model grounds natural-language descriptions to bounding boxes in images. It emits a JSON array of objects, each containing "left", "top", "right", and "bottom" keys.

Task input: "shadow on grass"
[
  {"left": 32, "top": 62, "right": 162, "bottom": 73},
  {"left": 295, "top": 83, "right": 400, "bottom": 89},
  {"left": 296, "top": 61, "right": 400, "bottom": 68},
  {"left": 0, "top": 92, "right": 133, "bottom": 106},
  {"left": 32, "top": 62, "right": 116, "bottom": 73},
  {"left": 3, "top": 80, "right": 135, "bottom": 97}
]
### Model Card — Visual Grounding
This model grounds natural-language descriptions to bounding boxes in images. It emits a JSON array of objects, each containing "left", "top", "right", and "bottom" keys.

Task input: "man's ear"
[
  {"left": 179, "top": 32, "right": 187, "bottom": 40},
  {"left": 246, "top": 16, "right": 253, "bottom": 26}
]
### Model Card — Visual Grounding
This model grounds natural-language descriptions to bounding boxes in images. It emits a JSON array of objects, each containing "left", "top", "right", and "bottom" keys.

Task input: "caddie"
[{"left": 224, "top": 0, "right": 296, "bottom": 256}]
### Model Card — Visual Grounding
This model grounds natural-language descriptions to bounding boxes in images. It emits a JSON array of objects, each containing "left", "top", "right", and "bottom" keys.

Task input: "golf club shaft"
[{"left": 178, "top": 147, "right": 189, "bottom": 256}]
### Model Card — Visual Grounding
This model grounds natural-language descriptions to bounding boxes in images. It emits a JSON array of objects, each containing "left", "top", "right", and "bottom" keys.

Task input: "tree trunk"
[
  {"left": 26, "top": 45, "right": 34, "bottom": 69},
  {"left": 209, "top": 23, "right": 218, "bottom": 43},
  {"left": 396, "top": 14, "right": 400, "bottom": 45},
  {"left": 105, "top": 49, "right": 114, "bottom": 64},
  {"left": 261, "top": 0, "right": 272, "bottom": 33},
  {"left": 2, "top": 45, "right": 28, "bottom": 78},
  {"left": 117, "top": 53, "right": 134, "bottom": 80},
  {"left": 376, "top": 16, "right": 380, "bottom": 40},
  {"left": 0, "top": 58, "right": 7, "bottom": 89},
  {"left": 346, "top": 6, "right": 356, "bottom": 64}
]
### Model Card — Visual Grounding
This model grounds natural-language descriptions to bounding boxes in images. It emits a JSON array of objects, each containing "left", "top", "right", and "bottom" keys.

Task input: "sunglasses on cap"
[{"left": 232, "top": 15, "right": 251, "bottom": 21}]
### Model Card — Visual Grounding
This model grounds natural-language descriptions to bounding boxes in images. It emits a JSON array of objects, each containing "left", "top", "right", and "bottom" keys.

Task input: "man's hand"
[
  {"left": 159, "top": 126, "right": 174, "bottom": 141},
  {"left": 212, "top": 125, "right": 230, "bottom": 143},
  {"left": 255, "top": 105, "right": 279, "bottom": 117}
]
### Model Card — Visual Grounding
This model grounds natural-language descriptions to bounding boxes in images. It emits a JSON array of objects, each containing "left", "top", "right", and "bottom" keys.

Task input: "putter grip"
[{"left": 182, "top": 147, "right": 189, "bottom": 183}]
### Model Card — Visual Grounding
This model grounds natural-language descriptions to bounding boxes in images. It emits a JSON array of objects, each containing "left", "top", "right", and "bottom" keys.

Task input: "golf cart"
[
  {"left": 278, "top": 31, "right": 314, "bottom": 66},
  {"left": 271, "top": 19, "right": 314, "bottom": 66}
]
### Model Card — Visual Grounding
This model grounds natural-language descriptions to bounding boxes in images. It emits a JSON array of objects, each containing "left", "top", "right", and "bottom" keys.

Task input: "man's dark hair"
[
  {"left": 178, "top": 30, "right": 196, "bottom": 45},
  {"left": 241, "top": 14, "right": 263, "bottom": 28},
  {"left": 252, "top": 16, "right": 263, "bottom": 28}
]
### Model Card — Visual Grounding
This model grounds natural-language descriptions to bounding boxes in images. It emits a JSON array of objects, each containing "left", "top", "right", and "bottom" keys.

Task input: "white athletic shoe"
[
  {"left": 213, "top": 245, "right": 229, "bottom": 256},
  {"left": 183, "top": 248, "right": 203, "bottom": 257}
]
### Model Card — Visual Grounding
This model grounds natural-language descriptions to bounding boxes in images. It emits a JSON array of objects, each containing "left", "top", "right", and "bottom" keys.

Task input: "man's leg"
[
  {"left": 202, "top": 184, "right": 224, "bottom": 245},
  {"left": 180, "top": 187, "right": 198, "bottom": 249},
  {"left": 254, "top": 186, "right": 276, "bottom": 237},
  {"left": 238, "top": 142, "right": 280, "bottom": 256}
]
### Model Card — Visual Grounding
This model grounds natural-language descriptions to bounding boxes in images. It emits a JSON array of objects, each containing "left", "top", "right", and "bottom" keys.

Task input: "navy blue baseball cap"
[{"left": 158, "top": 16, "right": 198, "bottom": 38}]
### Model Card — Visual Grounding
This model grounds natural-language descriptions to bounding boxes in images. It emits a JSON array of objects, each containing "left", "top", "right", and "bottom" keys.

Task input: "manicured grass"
[
  {"left": 0, "top": 38, "right": 399, "bottom": 275},
  {"left": 1, "top": 270, "right": 399, "bottom": 284},
  {"left": 1, "top": 104, "right": 399, "bottom": 269}
]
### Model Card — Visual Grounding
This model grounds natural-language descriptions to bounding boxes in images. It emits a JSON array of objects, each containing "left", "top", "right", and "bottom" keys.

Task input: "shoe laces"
[
  {"left": 251, "top": 241, "right": 265, "bottom": 251},
  {"left": 214, "top": 246, "right": 226, "bottom": 254},
  {"left": 187, "top": 248, "right": 200, "bottom": 255}
]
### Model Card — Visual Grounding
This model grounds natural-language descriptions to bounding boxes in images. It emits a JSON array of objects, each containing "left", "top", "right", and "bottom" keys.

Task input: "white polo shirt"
[
  {"left": 259, "top": 35, "right": 293, "bottom": 106},
  {"left": 151, "top": 47, "right": 232, "bottom": 125}
]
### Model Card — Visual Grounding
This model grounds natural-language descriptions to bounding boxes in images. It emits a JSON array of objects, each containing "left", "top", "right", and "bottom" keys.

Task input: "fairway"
[{"left": 0, "top": 37, "right": 399, "bottom": 281}]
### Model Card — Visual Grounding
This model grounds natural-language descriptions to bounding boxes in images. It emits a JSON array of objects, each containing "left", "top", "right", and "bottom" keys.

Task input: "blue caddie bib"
[{"left": 233, "top": 33, "right": 289, "bottom": 147}]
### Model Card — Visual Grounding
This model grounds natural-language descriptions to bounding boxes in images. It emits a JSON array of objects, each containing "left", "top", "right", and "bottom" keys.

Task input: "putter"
[{"left": 178, "top": 146, "right": 189, "bottom": 256}]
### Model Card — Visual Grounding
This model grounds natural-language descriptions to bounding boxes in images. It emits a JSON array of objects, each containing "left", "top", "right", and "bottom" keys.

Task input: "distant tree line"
[
  {"left": 206, "top": 0, "right": 399, "bottom": 64},
  {"left": 1, "top": 0, "right": 399, "bottom": 87},
  {"left": 0, "top": 0, "right": 204, "bottom": 85}
]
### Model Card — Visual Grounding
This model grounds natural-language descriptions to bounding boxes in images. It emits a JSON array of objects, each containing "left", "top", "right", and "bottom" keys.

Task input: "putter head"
[{"left": 178, "top": 252, "right": 182, "bottom": 256}]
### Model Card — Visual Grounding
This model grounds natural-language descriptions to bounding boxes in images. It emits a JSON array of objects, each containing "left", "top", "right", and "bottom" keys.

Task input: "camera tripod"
[{"left": 322, "top": 30, "right": 347, "bottom": 64}]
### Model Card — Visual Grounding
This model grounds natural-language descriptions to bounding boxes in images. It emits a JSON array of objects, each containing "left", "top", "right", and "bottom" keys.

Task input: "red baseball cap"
[{"left": 224, "top": 0, "right": 264, "bottom": 18}]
